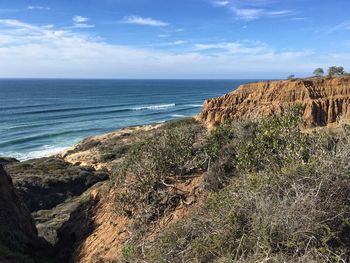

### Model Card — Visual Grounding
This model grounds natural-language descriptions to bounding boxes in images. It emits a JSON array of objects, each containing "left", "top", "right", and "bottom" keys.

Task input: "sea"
[{"left": 0, "top": 79, "right": 255, "bottom": 160}]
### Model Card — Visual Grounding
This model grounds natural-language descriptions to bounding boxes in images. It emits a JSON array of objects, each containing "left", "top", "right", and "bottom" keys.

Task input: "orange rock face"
[{"left": 197, "top": 77, "right": 350, "bottom": 128}]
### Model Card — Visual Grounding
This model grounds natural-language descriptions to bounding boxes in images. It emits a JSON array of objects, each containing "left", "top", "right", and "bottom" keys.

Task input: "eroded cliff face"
[
  {"left": 197, "top": 77, "right": 350, "bottom": 128},
  {"left": 0, "top": 166, "right": 51, "bottom": 262}
]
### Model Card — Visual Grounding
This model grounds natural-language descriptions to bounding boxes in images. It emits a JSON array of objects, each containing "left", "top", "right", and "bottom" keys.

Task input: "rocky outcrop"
[
  {"left": 0, "top": 165, "right": 51, "bottom": 262},
  {"left": 6, "top": 157, "right": 109, "bottom": 212},
  {"left": 197, "top": 77, "right": 350, "bottom": 128},
  {"left": 0, "top": 157, "right": 19, "bottom": 166},
  {"left": 58, "top": 123, "right": 163, "bottom": 170}
]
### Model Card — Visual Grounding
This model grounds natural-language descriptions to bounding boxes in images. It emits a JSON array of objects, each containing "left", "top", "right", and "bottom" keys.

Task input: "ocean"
[{"left": 0, "top": 79, "right": 254, "bottom": 160}]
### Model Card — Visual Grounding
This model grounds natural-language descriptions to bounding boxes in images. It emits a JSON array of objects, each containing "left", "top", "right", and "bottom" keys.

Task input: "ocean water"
[{"left": 0, "top": 79, "right": 254, "bottom": 160}]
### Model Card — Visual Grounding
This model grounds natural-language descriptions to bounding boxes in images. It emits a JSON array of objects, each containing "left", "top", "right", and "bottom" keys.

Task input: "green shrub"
[
  {"left": 113, "top": 121, "right": 207, "bottom": 235},
  {"left": 117, "top": 107, "right": 350, "bottom": 263}
]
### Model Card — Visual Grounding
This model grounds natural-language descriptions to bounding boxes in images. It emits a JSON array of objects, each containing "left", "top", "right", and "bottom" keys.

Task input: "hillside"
[
  {"left": 1, "top": 78, "right": 350, "bottom": 262},
  {"left": 197, "top": 77, "right": 350, "bottom": 128}
]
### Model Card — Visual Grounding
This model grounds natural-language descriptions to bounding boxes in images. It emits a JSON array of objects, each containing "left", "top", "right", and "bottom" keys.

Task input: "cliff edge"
[{"left": 197, "top": 77, "right": 350, "bottom": 128}]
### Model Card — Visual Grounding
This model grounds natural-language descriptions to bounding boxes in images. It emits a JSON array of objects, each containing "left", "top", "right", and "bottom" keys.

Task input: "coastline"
[
  {"left": 0, "top": 79, "right": 240, "bottom": 162},
  {"left": 55, "top": 122, "right": 166, "bottom": 170},
  {"left": 2, "top": 119, "right": 182, "bottom": 164}
]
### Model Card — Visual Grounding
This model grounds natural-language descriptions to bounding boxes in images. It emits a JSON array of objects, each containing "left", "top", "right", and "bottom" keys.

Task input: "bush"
[
  {"left": 117, "top": 107, "right": 350, "bottom": 263},
  {"left": 313, "top": 67, "right": 324, "bottom": 77},
  {"left": 127, "top": 150, "right": 350, "bottom": 262},
  {"left": 113, "top": 121, "right": 207, "bottom": 234},
  {"left": 328, "top": 66, "right": 346, "bottom": 77}
]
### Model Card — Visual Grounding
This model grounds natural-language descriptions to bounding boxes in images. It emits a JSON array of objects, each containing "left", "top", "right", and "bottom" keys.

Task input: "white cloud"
[
  {"left": 193, "top": 41, "right": 273, "bottom": 55},
  {"left": 212, "top": 1, "right": 230, "bottom": 7},
  {"left": 28, "top": 6, "right": 50, "bottom": 10},
  {"left": 72, "top": 16, "right": 94, "bottom": 29},
  {"left": 159, "top": 40, "right": 187, "bottom": 46},
  {"left": 232, "top": 7, "right": 293, "bottom": 21},
  {"left": 211, "top": 0, "right": 294, "bottom": 21},
  {"left": 0, "top": 19, "right": 348, "bottom": 78},
  {"left": 232, "top": 8, "right": 263, "bottom": 21},
  {"left": 73, "top": 16, "right": 89, "bottom": 23},
  {"left": 73, "top": 23, "right": 95, "bottom": 29},
  {"left": 122, "top": 16, "right": 169, "bottom": 27}
]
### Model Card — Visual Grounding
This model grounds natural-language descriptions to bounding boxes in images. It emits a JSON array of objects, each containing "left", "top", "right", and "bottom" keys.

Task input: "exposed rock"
[
  {"left": 6, "top": 157, "right": 109, "bottom": 212},
  {"left": 33, "top": 182, "right": 104, "bottom": 245},
  {"left": 58, "top": 123, "right": 163, "bottom": 170},
  {"left": 0, "top": 165, "right": 51, "bottom": 262},
  {"left": 0, "top": 157, "right": 19, "bottom": 166},
  {"left": 54, "top": 184, "right": 129, "bottom": 263},
  {"left": 197, "top": 77, "right": 350, "bottom": 128}
]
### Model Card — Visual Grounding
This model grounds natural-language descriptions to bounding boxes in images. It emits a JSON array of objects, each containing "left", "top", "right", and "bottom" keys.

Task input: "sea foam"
[{"left": 132, "top": 104, "right": 176, "bottom": 111}]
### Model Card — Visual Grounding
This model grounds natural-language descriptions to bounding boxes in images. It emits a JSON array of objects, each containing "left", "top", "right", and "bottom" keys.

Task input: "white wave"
[
  {"left": 3, "top": 145, "right": 68, "bottom": 161},
  {"left": 171, "top": 114, "right": 186, "bottom": 118},
  {"left": 132, "top": 103, "right": 176, "bottom": 111},
  {"left": 188, "top": 104, "right": 203, "bottom": 107}
]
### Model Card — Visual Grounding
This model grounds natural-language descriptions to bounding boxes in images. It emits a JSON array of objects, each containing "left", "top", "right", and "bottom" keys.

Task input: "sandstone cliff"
[{"left": 197, "top": 77, "right": 350, "bottom": 128}]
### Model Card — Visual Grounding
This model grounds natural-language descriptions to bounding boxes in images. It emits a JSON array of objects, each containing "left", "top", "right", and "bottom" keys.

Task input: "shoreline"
[{"left": 2, "top": 118, "right": 191, "bottom": 163}]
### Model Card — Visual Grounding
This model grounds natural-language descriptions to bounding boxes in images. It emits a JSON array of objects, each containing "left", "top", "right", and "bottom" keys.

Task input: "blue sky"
[{"left": 0, "top": 0, "right": 349, "bottom": 78}]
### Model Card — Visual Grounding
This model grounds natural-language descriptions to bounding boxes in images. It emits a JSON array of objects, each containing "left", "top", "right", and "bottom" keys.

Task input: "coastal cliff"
[
  {"left": 0, "top": 166, "right": 51, "bottom": 262},
  {"left": 2, "top": 78, "right": 350, "bottom": 262},
  {"left": 197, "top": 77, "right": 350, "bottom": 128}
]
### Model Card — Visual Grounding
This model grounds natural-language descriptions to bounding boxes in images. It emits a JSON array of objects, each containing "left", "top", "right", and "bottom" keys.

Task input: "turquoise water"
[{"left": 0, "top": 79, "right": 254, "bottom": 160}]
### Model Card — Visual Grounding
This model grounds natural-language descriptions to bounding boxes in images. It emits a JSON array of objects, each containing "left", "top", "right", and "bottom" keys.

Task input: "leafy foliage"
[
  {"left": 328, "top": 66, "right": 346, "bottom": 77},
  {"left": 313, "top": 67, "right": 325, "bottom": 77}
]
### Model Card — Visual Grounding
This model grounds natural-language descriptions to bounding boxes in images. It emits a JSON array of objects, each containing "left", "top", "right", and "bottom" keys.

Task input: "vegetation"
[
  {"left": 313, "top": 67, "right": 324, "bottom": 77},
  {"left": 113, "top": 118, "right": 207, "bottom": 235},
  {"left": 6, "top": 157, "right": 109, "bottom": 212},
  {"left": 328, "top": 66, "right": 346, "bottom": 77},
  {"left": 110, "top": 109, "right": 350, "bottom": 263}
]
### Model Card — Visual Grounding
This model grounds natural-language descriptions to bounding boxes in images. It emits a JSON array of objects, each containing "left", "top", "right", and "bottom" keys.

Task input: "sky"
[{"left": 0, "top": 0, "right": 349, "bottom": 79}]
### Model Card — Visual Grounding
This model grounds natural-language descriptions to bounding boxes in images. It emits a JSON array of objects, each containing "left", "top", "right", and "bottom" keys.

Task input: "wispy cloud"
[
  {"left": 0, "top": 19, "right": 348, "bottom": 78},
  {"left": 72, "top": 16, "right": 94, "bottom": 29},
  {"left": 212, "top": 1, "right": 230, "bottom": 7},
  {"left": 290, "top": 17, "right": 306, "bottom": 21},
  {"left": 324, "top": 20, "right": 350, "bottom": 35},
  {"left": 211, "top": 0, "right": 294, "bottom": 21},
  {"left": 122, "top": 16, "right": 169, "bottom": 27},
  {"left": 232, "top": 7, "right": 293, "bottom": 21},
  {"left": 193, "top": 41, "right": 272, "bottom": 54},
  {"left": 159, "top": 40, "right": 187, "bottom": 46},
  {"left": 28, "top": 6, "right": 50, "bottom": 10},
  {"left": 232, "top": 8, "right": 263, "bottom": 21},
  {"left": 73, "top": 23, "right": 95, "bottom": 29},
  {"left": 73, "top": 16, "right": 89, "bottom": 23}
]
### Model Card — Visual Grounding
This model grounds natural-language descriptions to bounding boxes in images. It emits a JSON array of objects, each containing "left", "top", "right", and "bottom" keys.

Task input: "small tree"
[
  {"left": 328, "top": 66, "right": 345, "bottom": 77},
  {"left": 313, "top": 68, "right": 324, "bottom": 77}
]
